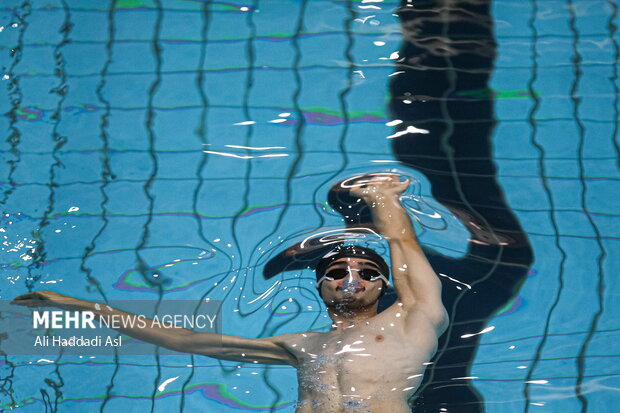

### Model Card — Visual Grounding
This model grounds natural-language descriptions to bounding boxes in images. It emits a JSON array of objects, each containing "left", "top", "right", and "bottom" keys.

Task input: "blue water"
[{"left": 0, "top": 0, "right": 618, "bottom": 412}]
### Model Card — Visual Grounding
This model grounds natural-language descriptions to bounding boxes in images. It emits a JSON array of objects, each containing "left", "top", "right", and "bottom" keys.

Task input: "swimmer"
[{"left": 12, "top": 173, "right": 448, "bottom": 412}]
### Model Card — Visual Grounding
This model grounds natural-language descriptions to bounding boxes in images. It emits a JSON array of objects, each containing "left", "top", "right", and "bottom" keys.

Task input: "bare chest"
[{"left": 294, "top": 319, "right": 436, "bottom": 399}]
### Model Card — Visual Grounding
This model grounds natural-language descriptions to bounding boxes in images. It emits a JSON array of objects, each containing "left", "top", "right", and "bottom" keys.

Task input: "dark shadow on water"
[
  {"left": 264, "top": 1, "right": 534, "bottom": 411},
  {"left": 388, "top": 0, "right": 534, "bottom": 411}
]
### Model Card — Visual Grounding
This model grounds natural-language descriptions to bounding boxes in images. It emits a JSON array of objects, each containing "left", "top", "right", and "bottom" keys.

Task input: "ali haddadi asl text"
[{"left": 34, "top": 335, "right": 121, "bottom": 347}]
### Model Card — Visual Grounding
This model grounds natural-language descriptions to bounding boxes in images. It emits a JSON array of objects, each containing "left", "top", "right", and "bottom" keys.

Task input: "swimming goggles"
[{"left": 316, "top": 268, "right": 390, "bottom": 287}]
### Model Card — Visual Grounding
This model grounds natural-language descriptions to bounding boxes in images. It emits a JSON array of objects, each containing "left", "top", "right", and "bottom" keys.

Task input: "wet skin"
[
  {"left": 270, "top": 174, "right": 448, "bottom": 411},
  {"left": 279, "top": 258, "right": 443, "bottom": 412},
  {"left": 11, "top": 174, "right": 448, "bottom": 412}
]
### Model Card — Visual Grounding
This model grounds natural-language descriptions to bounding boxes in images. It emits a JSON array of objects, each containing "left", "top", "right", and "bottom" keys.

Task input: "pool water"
[{"left": 0, "top": 0, "right": 618, "bottom": 412}]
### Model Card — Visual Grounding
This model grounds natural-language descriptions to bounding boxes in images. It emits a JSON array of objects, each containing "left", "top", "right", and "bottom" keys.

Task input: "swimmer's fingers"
[
  {"left": 350, "top": 176, "right": 409, "bottom": 199},
  {"left": 11, "top": 291, "right": 69, "bottom": 308},
  {"left": 396, "top": 178, "right": 411, "bottom": 194},
  {"left": 11, "top": 292, "right": 50, "bottom": 307},
  {"left": 11, "top": 292, "right": 39, "bottom": 304},
  {"left": 337, "top": 173, "right": 398, "bottom": 195},
  {"left": 357, "top": 173, "right": 398, "bottom": 185},
  {"left": 359, "top": 174, "right": 405, "bottom": 189},
  {"left": 11, "top": 300, "right": 49, "bottom": 308}
]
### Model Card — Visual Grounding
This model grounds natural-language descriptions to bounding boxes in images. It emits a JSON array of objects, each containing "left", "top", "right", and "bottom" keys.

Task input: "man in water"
[{"left": 12, "top": 173, "right": 448, "bottom": 412}]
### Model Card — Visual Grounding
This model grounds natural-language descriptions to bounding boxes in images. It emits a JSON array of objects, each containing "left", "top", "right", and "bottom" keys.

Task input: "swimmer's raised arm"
[
  {"left": 11, "top": 291, "right": 298, "bottom": 366},
  {"left": 350, "top": 174, "right": 448, "bottom": 333}
]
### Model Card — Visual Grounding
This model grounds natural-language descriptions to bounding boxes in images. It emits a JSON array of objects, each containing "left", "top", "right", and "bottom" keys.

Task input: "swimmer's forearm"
[
  {"left": 13, "top": 292, "right": 296, "bottom": 364},
  {"left": 67, "top": 299, "right": 295, "bottom": 363},
  {"left": 12, "top": 292, "right": 205, "bottom": 353},
  {"left": 371, "top": 199, "right": 448, "bottom": 328},
  {"left": 369, "top": 196, "right": 417, "bottom": 241},
  {"left": 67, "top": 299, "right": 214, "bottom": 353}
]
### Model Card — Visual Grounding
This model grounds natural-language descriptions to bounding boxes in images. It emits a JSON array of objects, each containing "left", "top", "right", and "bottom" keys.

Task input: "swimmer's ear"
[{"left": 379, "top": 281, "right": 388, "bottom": 297}]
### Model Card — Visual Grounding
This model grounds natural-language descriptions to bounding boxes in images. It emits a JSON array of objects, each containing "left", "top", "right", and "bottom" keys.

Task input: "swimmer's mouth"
[{"left": 336, "top": 286, "right": 365, "bottom": 293}]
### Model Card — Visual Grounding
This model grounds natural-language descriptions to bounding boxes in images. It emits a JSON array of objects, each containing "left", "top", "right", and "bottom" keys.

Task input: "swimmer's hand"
[
  {"left": 347, "top": 173, "right": 413, "bottom": 240},
  {"left": 11, "top": 290, "right": 84, "bottom": 311},
  {"left": 348, "top": 173, "right": 410, "bottom": 204}
]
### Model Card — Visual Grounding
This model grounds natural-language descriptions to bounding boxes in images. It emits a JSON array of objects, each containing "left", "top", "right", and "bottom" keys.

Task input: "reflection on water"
[
  {"left": 0, "top": 0, "right": 617, "bottom": 412},
  {"left": 389, "top": 0, "right": 534, "bottom": 409}
]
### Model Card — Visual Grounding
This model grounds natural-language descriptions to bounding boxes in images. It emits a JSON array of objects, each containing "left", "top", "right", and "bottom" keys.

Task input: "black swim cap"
[{"left": 315, "top": 244, "right": 390, "bottom": 281}]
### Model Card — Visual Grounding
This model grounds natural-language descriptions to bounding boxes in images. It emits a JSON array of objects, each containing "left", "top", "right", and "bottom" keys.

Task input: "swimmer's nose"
[
  {"left": 334, "top": 266, "right": 370, "bottom": 290},
  {"left": 336, "top": 272, "right": 363, "bottom": 288},
  {"left": 338, "top": 275, "right": 366, "bottom": 294}
]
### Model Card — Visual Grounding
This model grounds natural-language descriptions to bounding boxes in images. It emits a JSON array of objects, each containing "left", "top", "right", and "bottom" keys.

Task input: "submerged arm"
[
  {"left": 350, "top": 174, "right": 448, "bottom": 332},
  {"left": 11, "top": 291, "right": 298, "bottom": 366}
]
